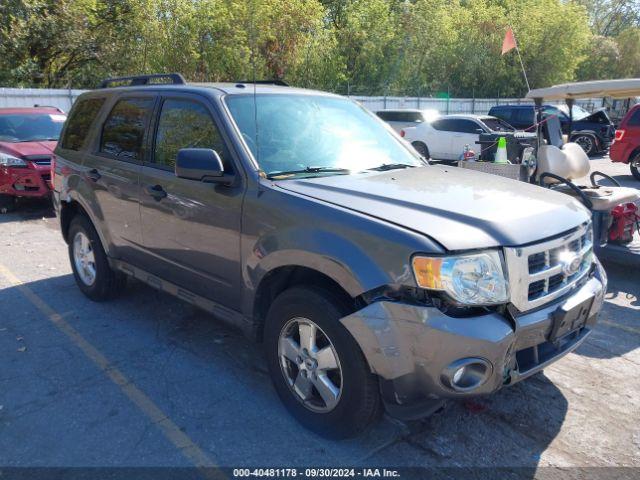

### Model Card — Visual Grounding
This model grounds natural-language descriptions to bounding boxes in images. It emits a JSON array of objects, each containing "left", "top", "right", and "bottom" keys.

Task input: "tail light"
[
  {"left": 400, "top": 129, "right": 405, "bottom": 138},
  {"left": 615, "top": 129, "right": 625, "bottom": 141},
  {"left": 50, "top": 154, "right": 56, "bottom": 188}
]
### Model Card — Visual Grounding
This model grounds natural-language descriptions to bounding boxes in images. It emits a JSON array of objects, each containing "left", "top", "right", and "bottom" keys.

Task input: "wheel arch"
[
  {"left": 59, "top": 197, "right": 113, "bottom": 256},
  {"left": 253, "top": 265, "right": 357, "bottom": 343},
  {"left": 569, "top": 130, "right": 599, "bottom": 149},
  {"left": 628, "top": 146, "right": 640, "bottom": 164}
]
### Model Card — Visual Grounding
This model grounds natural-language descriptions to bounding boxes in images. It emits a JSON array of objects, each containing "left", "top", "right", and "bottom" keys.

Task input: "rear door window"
[
  {"left": 432, "top": 119, "right": 478, "bottom": 133},
  {"left": 100, "top": 97, "right": 154, "bottom": 161},
  {"left": 60, "top": 97, "right": 105, "bottom": 151},
  {"left": 153, "top": 98, "right": 232, "bottom": 171},
  {"left": 431, "top": 119, "right": 457, "bottom": 131}
]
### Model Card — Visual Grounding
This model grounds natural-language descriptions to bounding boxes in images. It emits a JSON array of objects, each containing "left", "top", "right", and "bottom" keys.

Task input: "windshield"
[
  {"left": 557, "top": 105, "right": 591, "bottom": 120},
  {"left": 225, "top": 94, "right": 424, "bottom": 178},
  {"left": 0, "top": 113, "right": 66, "bottom": 143},
  {"left": 481, "top": 117, "right": 515, "bottom": 132}
]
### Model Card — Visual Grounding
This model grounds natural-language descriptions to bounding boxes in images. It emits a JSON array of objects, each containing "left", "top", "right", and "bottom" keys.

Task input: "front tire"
[
  {"left": 265, "top": 287, "right": 380, "bottom": 438},
  {"left": 68, "top": 214, "right": 126, "bottom": 301}
]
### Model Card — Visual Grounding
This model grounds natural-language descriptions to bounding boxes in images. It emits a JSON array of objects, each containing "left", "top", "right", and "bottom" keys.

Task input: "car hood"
[
  {"left": 577, "top": 109, "right": 612, "bottom": 125},
  {"left": 0, "top": 141, "right": 57, "bottom": 158},
  {"left": 275, "top": 166, "right": 590, "bottom": 250}
]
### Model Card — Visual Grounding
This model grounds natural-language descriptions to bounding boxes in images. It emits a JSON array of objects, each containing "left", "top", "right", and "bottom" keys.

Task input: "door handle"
[
  {"left": 145, "top": 184, "right": 167, "bottom": 200},
  {"left": 86, "top": 168, "right": 101, "bottom": 182}
]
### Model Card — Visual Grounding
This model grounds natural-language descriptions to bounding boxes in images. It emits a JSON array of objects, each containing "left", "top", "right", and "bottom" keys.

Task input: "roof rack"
[
  {"left": 234, "top": 80, "right": 289, "bottom": 87},
  {"left": 98, "top": 73, "right": 186, "bottom": 89}
]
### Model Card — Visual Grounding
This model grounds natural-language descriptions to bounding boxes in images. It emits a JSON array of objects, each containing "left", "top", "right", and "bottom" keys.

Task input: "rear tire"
[
  {"left": 630, "top": 155, "right": 640, "bottom": 181},
  {"left": 411, "top": 141, "right": 429, "bottom": 158},
  {"left": 264, "top": 286, "right": 380, "bottom": 438},
  {"left": 0, "top": 194, "right": 16, "bottom": 214},
  {"left": 68, "top": 214, "right": 126, "bottom": 301}
]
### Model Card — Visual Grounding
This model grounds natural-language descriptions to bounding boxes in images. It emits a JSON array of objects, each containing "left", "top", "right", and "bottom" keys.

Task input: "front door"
[
  {"left": 82, "top": 95, "right": 155, "bottom": 262},
  {"left": 138, "top": 95, "right": 243, "bottom": 310},
  {"left": 448, "top": 119, "right": 482, "bottom": 159}
]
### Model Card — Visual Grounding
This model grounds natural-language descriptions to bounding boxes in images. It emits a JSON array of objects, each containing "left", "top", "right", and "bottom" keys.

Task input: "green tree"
[
  {"left": 576, "top": 35, "right": 620, "bottom": 80},
  {"left": 615, "top": 27, "right": 640, "bottom": 77}
]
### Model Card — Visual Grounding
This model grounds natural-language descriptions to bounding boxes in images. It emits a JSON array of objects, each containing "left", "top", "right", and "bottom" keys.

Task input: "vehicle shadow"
[
  {"left": 0, "top": 198, "right": 55, "bottom": 224},
  {"left": 575, "top": 262, "right": 640, "bottom": 360},
  {"left": 0, "top": 273, "right": 570, "bottom": 471},
  {"left": 382, "top": 375, "right": 568, "bottom": 474}
]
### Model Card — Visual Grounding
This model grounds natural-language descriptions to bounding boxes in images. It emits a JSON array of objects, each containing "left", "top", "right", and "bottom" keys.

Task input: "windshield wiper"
[
  {"left": 266, "top": 166, "right": 351, "bottom": 179},
  {"left": 16, "top": 138, "right": 58, "bottom": 143},
  {"left": 367, "top": 163, "right": 416, "bottom": 171}
]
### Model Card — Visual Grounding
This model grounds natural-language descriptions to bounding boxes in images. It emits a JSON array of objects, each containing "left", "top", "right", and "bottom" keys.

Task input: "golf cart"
[{"left": 525, "top": 79, "right": 640, "bottom": 266}]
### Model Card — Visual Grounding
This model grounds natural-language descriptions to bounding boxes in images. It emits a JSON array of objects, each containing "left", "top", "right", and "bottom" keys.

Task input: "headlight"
[
  {"left": 412, "top": 251, "right": 509, "bottom": 305},
  {"left": 0, "top": 152, "right": 27, "bottom": 167}
]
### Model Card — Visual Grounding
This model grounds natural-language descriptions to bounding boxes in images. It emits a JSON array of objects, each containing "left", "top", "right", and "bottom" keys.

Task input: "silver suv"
[{"left": 53, "top": 74, "right": 606, "bottom": 438}]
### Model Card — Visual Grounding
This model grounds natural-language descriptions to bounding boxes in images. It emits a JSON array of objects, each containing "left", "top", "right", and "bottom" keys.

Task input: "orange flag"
[{"left": 501, "top": 27, "right": 517, "bottom": 55}]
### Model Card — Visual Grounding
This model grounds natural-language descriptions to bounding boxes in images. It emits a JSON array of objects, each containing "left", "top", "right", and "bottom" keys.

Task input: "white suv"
[{"left": 401, "top": 114, "right": 515, "bottom": 160}]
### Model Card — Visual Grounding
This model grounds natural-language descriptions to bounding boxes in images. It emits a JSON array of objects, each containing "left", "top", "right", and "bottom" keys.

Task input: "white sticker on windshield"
[{"left": 49, "top": 114, "right": 67, "bottom": 122}]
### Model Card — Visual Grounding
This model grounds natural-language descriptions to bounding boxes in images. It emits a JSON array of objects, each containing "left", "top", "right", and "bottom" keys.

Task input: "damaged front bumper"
[
  {"left": 0, "top": 164, "right": 52, "bottom": 198},
  {"left": 341, "top": 261, "right": 606, "bottom": 420}
]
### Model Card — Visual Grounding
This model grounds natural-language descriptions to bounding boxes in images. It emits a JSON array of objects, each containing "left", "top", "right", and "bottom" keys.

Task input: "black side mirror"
[{"left": 175, "top": 148, "right": 233, "bottom": 184}]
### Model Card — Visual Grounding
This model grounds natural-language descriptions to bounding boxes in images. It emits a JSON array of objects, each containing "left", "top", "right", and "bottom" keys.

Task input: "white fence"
[
  {"left": 0, "top": 88, "right": 85, "bottom": 112},
  {"left": 351, "top": 96, "right": 533, "bottom": 114},
  {"left": 0, "top": 87, "right": 607, "bottom": 115}
]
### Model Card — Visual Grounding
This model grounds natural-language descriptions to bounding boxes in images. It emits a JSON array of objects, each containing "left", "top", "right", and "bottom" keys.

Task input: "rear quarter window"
[{"left": 59, "top": 97, "right": 106, "bottom": 151}]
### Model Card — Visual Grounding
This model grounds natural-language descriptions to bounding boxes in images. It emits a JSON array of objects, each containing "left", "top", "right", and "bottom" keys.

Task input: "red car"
[
  {"left": 0, "top": 106, "right": 67, "bottom": 212},
  {"left": 610, "top": 103, "right": 640, "bottom": 181}
]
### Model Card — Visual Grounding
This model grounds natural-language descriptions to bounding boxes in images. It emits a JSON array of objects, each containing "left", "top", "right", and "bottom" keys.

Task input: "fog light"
[{"left": 441, "top": 358, "right": 492, "bottom": 392}]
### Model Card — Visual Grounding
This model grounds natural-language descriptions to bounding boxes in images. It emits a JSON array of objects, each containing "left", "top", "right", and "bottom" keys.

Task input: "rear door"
[
  {"left": 138, "top": 93, "right": 243, "bottom": 309},
  {"left": 80, "top": 94, "right": 155, "bottom": 262}
]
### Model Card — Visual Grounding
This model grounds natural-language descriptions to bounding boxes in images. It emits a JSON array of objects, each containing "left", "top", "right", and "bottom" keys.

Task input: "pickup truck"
[{"left": 53, "top": 74, "right": 607, "bottom": 438}]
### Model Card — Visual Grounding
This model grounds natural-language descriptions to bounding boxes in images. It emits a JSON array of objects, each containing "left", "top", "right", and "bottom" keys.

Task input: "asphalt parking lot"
[{"left": 0, "top": 157, "right": 639, "bottom": 477}]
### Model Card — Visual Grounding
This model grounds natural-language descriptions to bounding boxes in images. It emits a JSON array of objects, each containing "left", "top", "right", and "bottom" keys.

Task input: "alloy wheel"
[
  {"left": 73, "top": 231, "right": 97, "bottom": 286},
  {"left": 278, "top": 317, "right": 343, "bottom": 413},
  {"left": 575, "top": 135, "right": 594, "bottom": 155}
]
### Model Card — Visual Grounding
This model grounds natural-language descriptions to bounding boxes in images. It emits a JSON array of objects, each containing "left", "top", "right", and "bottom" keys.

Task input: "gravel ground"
[{"left": 0, "top": 157, "right": 638, "bottom": 476}]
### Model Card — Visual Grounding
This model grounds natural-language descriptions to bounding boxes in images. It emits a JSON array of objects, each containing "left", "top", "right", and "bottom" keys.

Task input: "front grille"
[
  {"left": 24, "top": 155, "right": 52, "bottom": 166},
  {"left": 505, "top": 222, "right": 594, "bottom": 311}
]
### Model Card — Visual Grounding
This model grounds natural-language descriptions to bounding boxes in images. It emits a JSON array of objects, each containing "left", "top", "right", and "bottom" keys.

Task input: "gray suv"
[{"left": 53, "top": 74, "right": 607, "bottom": 438}]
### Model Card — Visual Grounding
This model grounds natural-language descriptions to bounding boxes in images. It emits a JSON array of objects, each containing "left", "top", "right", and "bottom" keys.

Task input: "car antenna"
[{"left": 249, "top": 0, "right": 260, "bottom": 169}]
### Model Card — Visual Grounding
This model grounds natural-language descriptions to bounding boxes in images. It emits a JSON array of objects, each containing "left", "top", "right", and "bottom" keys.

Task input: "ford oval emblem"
[{"left": 562, "top": 254, "right": 582, "bottom": 276}]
